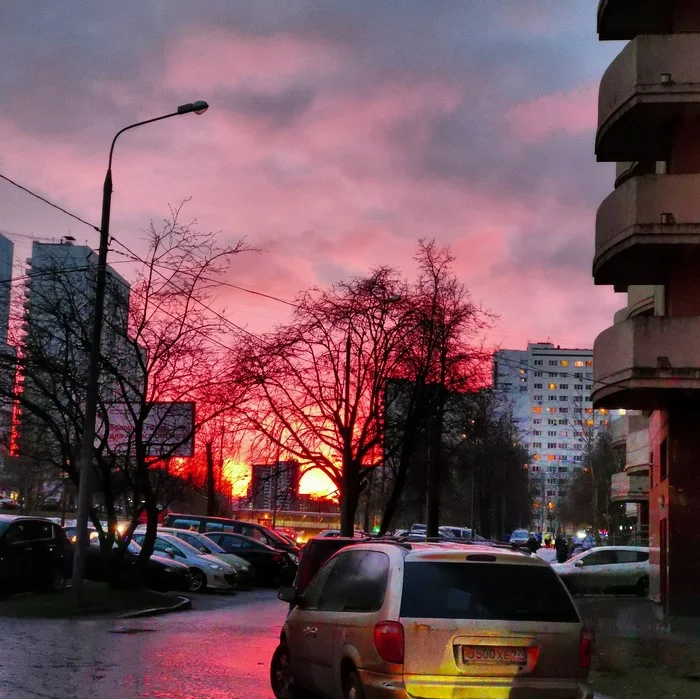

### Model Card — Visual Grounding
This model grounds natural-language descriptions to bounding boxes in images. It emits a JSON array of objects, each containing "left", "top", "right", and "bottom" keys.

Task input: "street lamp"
[{"left": 72, "top": 101, "right": 210, "bottom": 600}]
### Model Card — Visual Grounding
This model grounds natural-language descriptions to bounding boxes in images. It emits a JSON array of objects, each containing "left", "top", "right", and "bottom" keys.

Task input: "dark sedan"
[
  {"left": 205, "top": 531, "right": 297, "bottom": 587},
  {"left": 0, "top": 515, "right": 72, "bottom": 593},
  {"left": 83, "top": 533, "right": 192, "bottom": 592}
]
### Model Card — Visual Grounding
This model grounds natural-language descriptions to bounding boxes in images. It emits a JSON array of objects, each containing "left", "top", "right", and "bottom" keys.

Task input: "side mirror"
[
  {"left": 574, "top": 560, "right": 584, "bottom": 568},
  {"left": 278, "top": 586, "right": 296, "bottom": 603},
  {"left": 165, "top": 547, "right": 176, "bottom": 559},
  {"left": 199, "top": 547, "right": 208, "bottom": 554}
]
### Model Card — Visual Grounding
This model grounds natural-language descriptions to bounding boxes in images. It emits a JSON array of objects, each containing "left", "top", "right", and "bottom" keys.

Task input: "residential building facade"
[
  {"left": 594, "top": 0, "right": 700, "bottom": 616},
  {"left": 0, "top": 233, "right": 14, "bottom": 475},
  {"left": 249, "top": 460, "right": 300, "bottom": 511},
  {"left": 494, "top": 342, "right": 613, "bottom": 530}
]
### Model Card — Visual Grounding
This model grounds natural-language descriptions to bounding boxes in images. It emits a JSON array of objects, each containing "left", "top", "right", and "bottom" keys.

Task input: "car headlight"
[{"left": 206, "top": 562, "right": 223, "bottom": 571}]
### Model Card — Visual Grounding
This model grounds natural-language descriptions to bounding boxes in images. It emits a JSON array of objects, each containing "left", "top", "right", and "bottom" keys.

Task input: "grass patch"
[
  {"left": 591, "top": 635, "right": 700, "bottom": 698},
  {"left": 0, "top": 581, "right": 179, "bottom": 619}
]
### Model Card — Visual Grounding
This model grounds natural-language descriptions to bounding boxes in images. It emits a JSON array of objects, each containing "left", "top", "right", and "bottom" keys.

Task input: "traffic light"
[{"left": 372, "top": 514, "right": 381, "bottom": 534}]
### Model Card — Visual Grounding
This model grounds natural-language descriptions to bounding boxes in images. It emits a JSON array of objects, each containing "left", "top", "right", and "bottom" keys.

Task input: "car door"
[
  {"left": 577, "top": 549, "right": 617, "bottom": 591},
  {"left": 23, "top": 520, "right": 56, "bottom": 587},
  {"left": 611, "top": 549, "right": 644, "bottom": 588},
  {"left": 287, "top": 556, "right": 339, "bottom": 691},
  {"left": 0, "top": 523, "right": 30, "bottom": 589}
]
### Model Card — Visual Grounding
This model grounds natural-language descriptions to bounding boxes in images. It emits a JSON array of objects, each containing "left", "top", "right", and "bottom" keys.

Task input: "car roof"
[
  {"left": 584, "top": 545, "right": 649, "bottom": 552},
  {"left": 205, "top": 530, "right": 276, "bottom": 548},
  {"left": 0, "top": 514, "right": 58, "bottom": 524}
]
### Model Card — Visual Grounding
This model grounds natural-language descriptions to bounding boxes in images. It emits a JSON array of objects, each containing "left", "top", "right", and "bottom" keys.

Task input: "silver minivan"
[{"left": 271, "top": 541, "right": 593, "bottom": 698}]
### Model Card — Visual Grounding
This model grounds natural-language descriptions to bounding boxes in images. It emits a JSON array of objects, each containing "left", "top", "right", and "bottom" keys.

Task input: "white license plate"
[{"left": 462, "top": 645, "right": 527, "bottom": 665}]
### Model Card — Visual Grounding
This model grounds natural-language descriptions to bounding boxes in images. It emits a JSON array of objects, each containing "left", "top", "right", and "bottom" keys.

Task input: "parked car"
[
  {"left": 141, "top": 527, "right": 253, "bottom": 587},
  {"left": 132, "top": 532, "right": 237, "bottom": 593},
  {"left": 271, "top": 540, "right": 593, "bottom": 699},
  {"left": 315, "top": 529, "right": 367, "bottom": 539},
  {"left": 0, "top": 515, "right": 72, "bottom": 592},
  {"left": 509, "top": 528, "right": 531, "bottom": 545},
  {"left": 551, "top": 546, "right": 649, "bottom": 596},
  {"left": 162, "top": 513, "right": 301, "bottom": 557},
  {"left": 83, "top": 533, "right": 193, "bottom": 592},
  {"left": 205, "top": 531, "right": 297, "bottom": 587}
]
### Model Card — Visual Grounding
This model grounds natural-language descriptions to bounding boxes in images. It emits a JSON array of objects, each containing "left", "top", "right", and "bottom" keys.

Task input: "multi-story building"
[
  {"left": 493, "top": 343, "right": 614, "bottom": 530},
  {"left": 249, "top": 460, "right": 300, "bottom": 511},
  {"left": 593, "top": 1, "right": 700, "bottom": 616},
  {"left": 0, "top": 232, "right": 12, "bottom": 346}
]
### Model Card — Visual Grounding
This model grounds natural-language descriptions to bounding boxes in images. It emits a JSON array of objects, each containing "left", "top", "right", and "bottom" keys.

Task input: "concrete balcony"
[
  {"left": 593, "top": 316, "right": 700, "bottom": 409},
  {"left": 610, "top": 471, "right": 650, "bottom": 502},
  {"left": 594, "top": 174, "right": 700, "bottom": 286},
  {"left": 597, "top": 0, "right": 670, "bottom": 40},
  {"left": 596, "top": 33, "right": 700, "bottom": 162}
]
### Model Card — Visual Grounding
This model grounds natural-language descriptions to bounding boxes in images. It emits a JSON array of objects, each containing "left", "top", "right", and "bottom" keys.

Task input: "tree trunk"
[{"left": 206, "top": 440, "right": 216, "bottom": 516}]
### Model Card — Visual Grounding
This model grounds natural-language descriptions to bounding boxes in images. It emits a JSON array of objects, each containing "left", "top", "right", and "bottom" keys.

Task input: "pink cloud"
[{"left": 506, "top": 82, "right": 598, "bottom": 144}]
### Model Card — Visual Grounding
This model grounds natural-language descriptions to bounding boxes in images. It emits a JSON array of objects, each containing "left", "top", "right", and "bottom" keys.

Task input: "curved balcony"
[
  {"left": 596, "top": 34, "right": 700, "bottom": 162},
  {"left": 597, "top": 0, "right": 670, "bottom": 41},
  {"left": 593, "top": 316, "right": 700, "bottom": 409},
  {"left": 594, "top": 174, "right": 700, "bottom": 286}
]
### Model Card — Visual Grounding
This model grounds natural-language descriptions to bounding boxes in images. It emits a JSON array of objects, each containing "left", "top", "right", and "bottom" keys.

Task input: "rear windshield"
[{"left": 401, "top": 562, "right": 579, "bottom": 623}]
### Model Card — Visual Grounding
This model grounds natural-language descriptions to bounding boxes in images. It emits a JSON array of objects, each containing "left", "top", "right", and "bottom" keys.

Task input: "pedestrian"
[
  {"left": 526, "top": 533, "right": 539, "bottom": 554},
  {"left": 555, "top": 534, "right": 568, "bottom": 563}
]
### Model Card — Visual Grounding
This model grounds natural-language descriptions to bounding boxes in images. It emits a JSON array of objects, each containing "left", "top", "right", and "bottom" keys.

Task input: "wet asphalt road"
[{"left": 0, "top": 588, "right": 286, "bottom": 699}]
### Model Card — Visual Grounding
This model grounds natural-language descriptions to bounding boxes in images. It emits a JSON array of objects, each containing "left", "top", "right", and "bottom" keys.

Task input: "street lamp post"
[{"left": 72, "top": 101, "right": 209, "bottom": 601}]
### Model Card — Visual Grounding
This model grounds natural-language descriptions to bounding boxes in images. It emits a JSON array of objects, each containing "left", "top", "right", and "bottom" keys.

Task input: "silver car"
[
  {"left": 551, "top": 546, "right": 649, "bottom": 596},
  {"left": 271, "top": 541, "right": 593, "bottom": 698}
]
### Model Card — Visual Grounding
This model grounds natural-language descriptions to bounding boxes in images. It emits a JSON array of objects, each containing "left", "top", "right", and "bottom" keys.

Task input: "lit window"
[
  {"left": 520, "top": 369, "right": 526, "bottom": 375},
  {"left": 560, "top": 360, "right": 569, "bottom": 367},
  {"left": 601, "top": 420, "right": 609, "bottom": 425},
  {"left": 585, "top": 419, "right": 594, "bottom": 427},
  {"left": 586, "top": 360, "right": 593, "bottom": 367},
  {"left": 548, "top": 383, "right": 557, "bottom": 390},
  {"left": 574, "top": 361, "right": 584, "bottom": 367},
  {"left": 547, "top": 454, "right": 556, "bottom": 461},
  {"left": 533, "top": 454, "right": 541, "bottom": 460},
  {"left": 532, "top": 407, "right": 542, "bottom": 414},
  {"left": 547, "top": 407, "right": 557, "bottom": 414},
  {"left": 619, "top": 409, "right": 627, "bottom": 415},
  {"left": 598, "top": 408, "right": 608, "bottom": 415}
]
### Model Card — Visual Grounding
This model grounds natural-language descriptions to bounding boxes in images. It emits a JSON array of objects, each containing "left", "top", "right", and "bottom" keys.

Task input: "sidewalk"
[{"left": 577, "top": 596, "right": 700, "bottom": 698}]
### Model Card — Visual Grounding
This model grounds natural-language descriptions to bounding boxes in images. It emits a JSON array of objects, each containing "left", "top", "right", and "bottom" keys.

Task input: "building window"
[
  {"left": 575, "top": 384, "right": 583, "bottom": 390},
  {"left": 532, "top": 442, "right": 542, "bottom": 448},
  {"left": 532, "top": 407, "right": 542, "bottom": 414},
  {"left": 534, "top": 395, "right": 543, "bottom": 401},
  {"left": 558, "top": 443, "right": 567, "bottom": 449},
  {"left": 548, "top": 419, "right": 557, "bottom": 425},
  {"left": 519, "top": 386, "right": 527, "bottom": 392},
  {"left": 586, "top": 360, "right": 593, "bottom": 367},
  {"left": 534, "top": 360, "right": 543, "bottom": 366},
  {"left": 558, "top": 419, "right": 567, "bottom": 425},
  {"left": 534, "top": 371, "right": 543, "bottom": 377},
  {"left": 574, "top": 360, "right": 584, "bottom": 367},
  {"left": 547, "top": 442, "right": 556, "bottom": 448},
  {"left": 558, "top": 467, "right": 567, "bottom": 473},
  {"left": 559, "top": 407, "right": 568, "bottom": 413},
  {"left": 601, "top": 419, "right": 609, "bottom": 425},
  {"left": 575, "top": 372, "right": 582, "bottom": 379},
  {"left": 548, "top": 431, "right": 556, "bottom": 437},
  {"left": 559, "top": 396, "right": 568, "bottom": 402},
  {"left": 520, "top": 369, "right": 526, "bottom": 375},
  {"left": 560, "top": 360, "right": 569, "bottom": 367},
  {"left": 548, "top": 396, "right": 557, "bottom": 402},
  {"left": 547, "top": 454, "right": 556, "bottom": 461},
  {"left": 532, "top": 430, "right": 541, "bottom": 436},
  {"left": 533, "top": 454, "right": 541, "bottom": 460},
  {"left": 585, "top": 408, "right": 594, "bottom": 414},
  {"left": 533, "top": 419, "right": 541, "bottom": 424},
  {"left": 548, "top": 361, "right": 558, "bottom": 366},
  {"left": 547, "top": 407, "right": 557, "bottom": 414},
  {"left": 559, "top": 384, "right": 568, "bottom": 390},
  {"left": 534, "top": 383, "right": 543, "bottom": 389},
  {"left": 559, "top": 430, "right": 568, "bottom": 437},
  {"left": 548, "top": 383, "right": 557, "bottom": 390},
  {"left": 585, "top": 419, "right": 594, "bottom": 427},
  {"left": 574, "top": 455, "right": 582, "bottom": 462},
  {"left": 598, "top": 408, "right": 608, "bottom": 415},
  {"left": 557, "top": 455, "right": 567, "bottom": 461}
]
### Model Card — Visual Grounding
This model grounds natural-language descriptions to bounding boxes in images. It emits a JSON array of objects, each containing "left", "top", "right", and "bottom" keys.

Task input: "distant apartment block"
[{"left": 249, "top": 460, "right": 300, "bottom": 511}]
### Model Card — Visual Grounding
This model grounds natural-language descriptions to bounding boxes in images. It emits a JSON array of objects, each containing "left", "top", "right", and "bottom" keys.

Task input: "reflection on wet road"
[{"left": 0, "top": 589, "right": 286, "bottom": 699}]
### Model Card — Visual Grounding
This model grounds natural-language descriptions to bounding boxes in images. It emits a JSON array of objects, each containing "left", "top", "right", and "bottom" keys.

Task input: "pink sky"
[{"left": 1, "top": 1, "right": 626, "bottom": 353}]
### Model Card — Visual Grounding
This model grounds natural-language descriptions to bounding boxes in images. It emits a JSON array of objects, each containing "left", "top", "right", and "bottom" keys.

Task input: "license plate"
[{"left": 462, "top": 645, "right": 527, "bottom": 665}]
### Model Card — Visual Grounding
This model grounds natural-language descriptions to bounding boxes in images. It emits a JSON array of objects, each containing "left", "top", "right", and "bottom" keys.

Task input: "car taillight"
[
  {"left": 579, "top": 628, "right": 594, "bottom": 669},
  {"left": 373, "top": 621, "right": 404, "bottom": 664}
]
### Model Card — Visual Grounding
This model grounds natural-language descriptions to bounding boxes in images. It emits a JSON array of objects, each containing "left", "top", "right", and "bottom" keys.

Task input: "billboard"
[{"left": 105, "top": 402, "right": 195, "bottom": 457}]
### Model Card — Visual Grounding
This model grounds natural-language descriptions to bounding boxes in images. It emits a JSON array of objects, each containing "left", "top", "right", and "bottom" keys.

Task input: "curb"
[{"left": 118, "top": 595, "right": 192, "bottom": 619}]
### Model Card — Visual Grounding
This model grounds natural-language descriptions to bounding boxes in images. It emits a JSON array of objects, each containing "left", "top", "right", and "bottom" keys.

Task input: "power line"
[{"left": 0, "top": 173, "right": 100, "bottom": 233}]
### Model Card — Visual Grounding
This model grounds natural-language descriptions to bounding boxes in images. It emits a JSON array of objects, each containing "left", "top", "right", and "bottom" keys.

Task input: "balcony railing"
[
  {"left": 593, "top": 315, "right": 700, "bottom": 409},
  {"left": 597, "top": 34, "right": 700, "bottom": 161},
  {"left": 594, "top": 174, "right": 700, "bottom": 287}
]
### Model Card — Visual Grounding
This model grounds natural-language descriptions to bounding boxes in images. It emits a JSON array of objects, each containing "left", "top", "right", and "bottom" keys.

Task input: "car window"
[
  {"left": 317, "top": 550, "right": 373, "bottom": 612},
  {"left": 400, "top": 562, "right": 578, "bottom": 623},
  {"left": 171, "top": 518, "right": 202, "bottom": 531},
  {"left": 22, "top": 521, "right": 54, "bottom": 541},
  {"left": 3, "top": 523, "right": 25, "bottom": 544},
  {"left": 582, "top": 550, "right": 617, "bottom": 566},
  {"left": 218, "top": 535, "right": 242, "bottom": 550},
  {"left": 302, "top": 557, "right": 339, "bottom": 609},
  {"left": 204, "top": 522, "right": 235, "bottom": 533},
  {"left": 342, "top": 551, "right": 390, "bottom": 612},
  {"left": 615, "top": 550, "right": 648, "bottom": 564}
]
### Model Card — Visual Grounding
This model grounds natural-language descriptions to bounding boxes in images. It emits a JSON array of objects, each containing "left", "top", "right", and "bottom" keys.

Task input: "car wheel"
[
  {"left": 270, "top": 643, "right": 303, "bottom": 699},
  {"left": 635, "top": 576, "right": 649, "bottom": 597},
  {"left": 189, "top": 568, "right": 207, "bottom": 592},
  {"left": 48, "top": 567, "right": 67, "bottom": 592},
  {"left": 342, "top": 669, "right": 365, "bottom": 699}
]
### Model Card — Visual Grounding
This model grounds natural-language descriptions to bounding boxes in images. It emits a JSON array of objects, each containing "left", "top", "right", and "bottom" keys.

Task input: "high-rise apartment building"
[
  {"left": 0, "top": 233, "right": 15, "bottom": 472},
  {"left": 0, "top": 233, "right": 12, "bottom": 346},
  {"left": 249, "top": 460, "right": 300, "bottom": 511},
  {"left": 593, "top": 1, "right": 700, "bottom": 616},
  {"left": 493, "top": 343, "right": 613, "bottom": 530}
]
